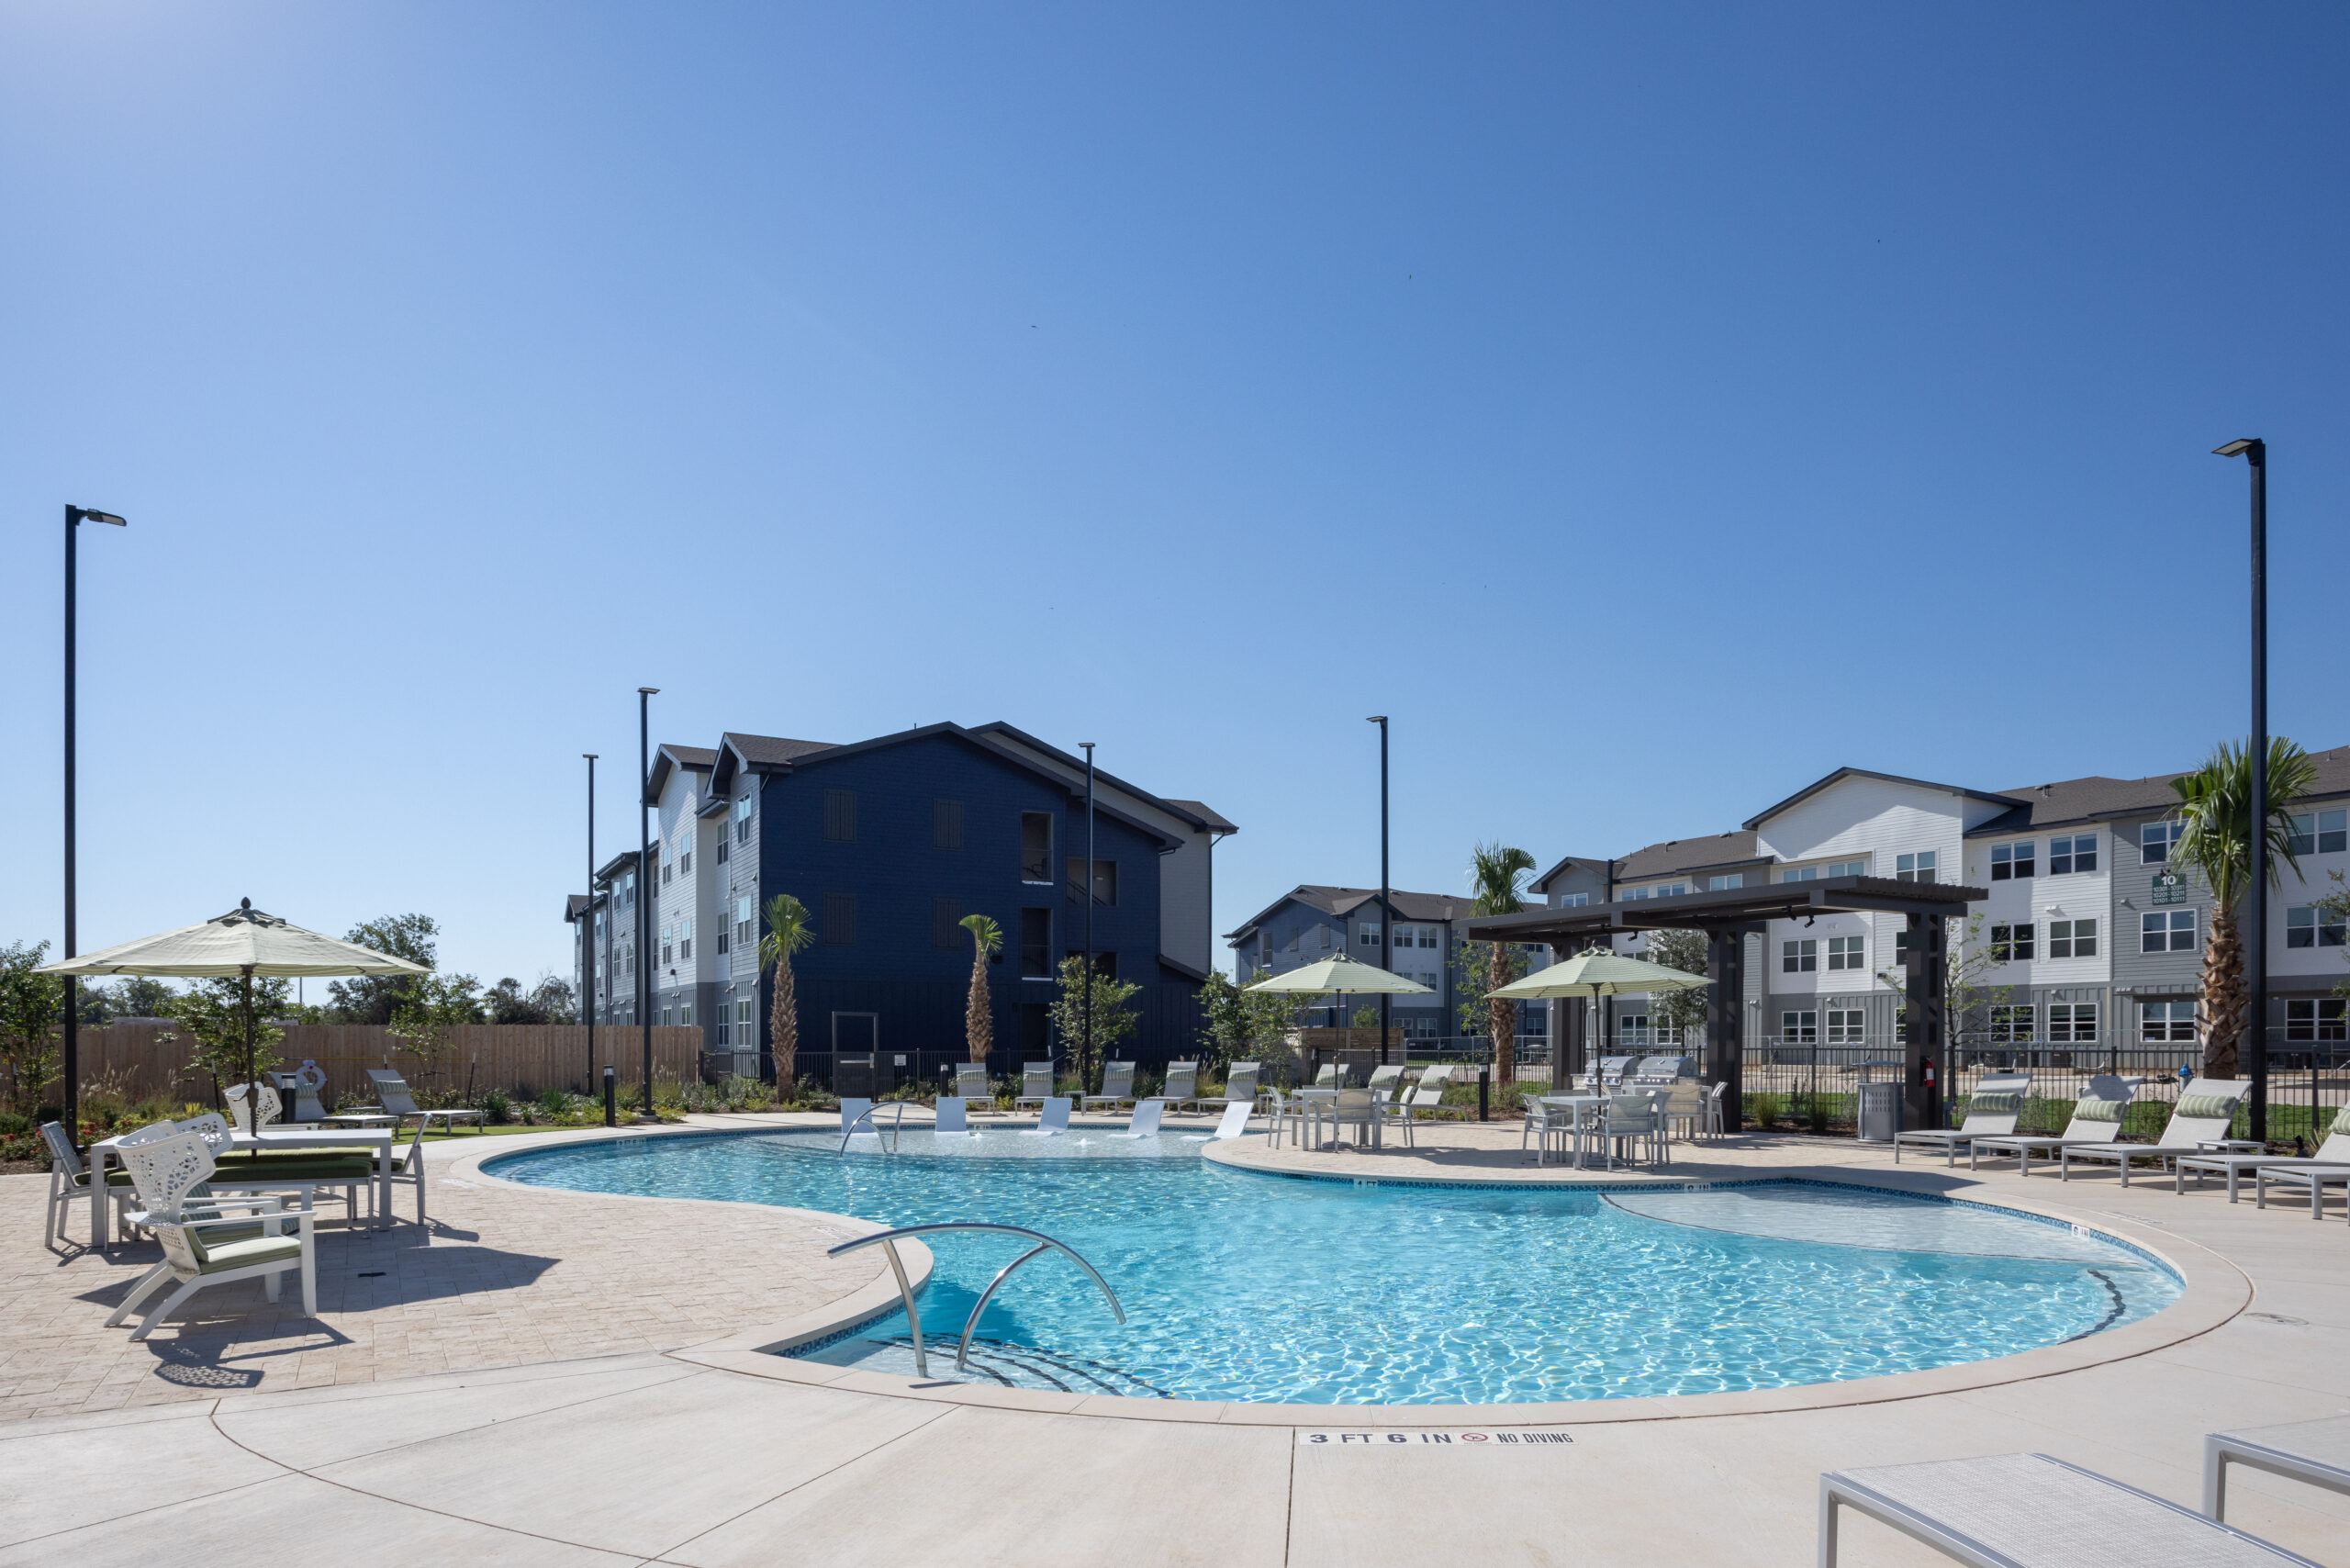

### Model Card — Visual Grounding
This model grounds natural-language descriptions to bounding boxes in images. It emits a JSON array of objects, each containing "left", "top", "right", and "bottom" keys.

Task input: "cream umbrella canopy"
[
  {"left": 1242, "top": 954, "right": 1433, "bottom": 995},
  {"left": 1491, "top": 950, "right": 1712, "bottom": 1082},
  {"left": 40, "top": 901, "right": 429, "bottom": 1141}
]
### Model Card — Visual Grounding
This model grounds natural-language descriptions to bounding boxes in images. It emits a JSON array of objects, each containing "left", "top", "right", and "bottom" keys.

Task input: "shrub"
[{"left": 480, "top": 1089, "right": 512, "bottom": 1126}]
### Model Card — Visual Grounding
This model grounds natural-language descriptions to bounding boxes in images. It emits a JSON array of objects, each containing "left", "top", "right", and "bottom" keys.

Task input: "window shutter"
[
  {"left": 934, "top": 896, "right": 964, "bottom": 950},
  {"left": 824, "top": 892, "right": 856, "bottom": 946},
  {"left": 934, "top": 800, "right": 965, "bottom": 851},
  {"left": 824, "top": 790, "right": 856, "bottom": 843}
]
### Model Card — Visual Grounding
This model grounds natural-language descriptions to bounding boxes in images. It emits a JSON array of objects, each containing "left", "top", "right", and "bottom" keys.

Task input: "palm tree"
[
  {"left": 2168, "top": 737, "right": 2318, "bottom": 1079},
  {"left": 1467, "top": 842, "right": 1538, "bottom": 1085},
  {"left": 957, "top": 914, "right": 1002, "bottom": 1065},
  {"left": 759, "top": 894, "right": 816, "bottom": 1102}
]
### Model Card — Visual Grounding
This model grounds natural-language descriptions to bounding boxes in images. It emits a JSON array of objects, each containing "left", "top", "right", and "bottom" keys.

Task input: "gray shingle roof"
[
  {"left": 722, "top": 733, "right": 838, "bottom": 767},
  {"left": 1227, "top": 884, "right": 1478, "bottom": 940},
  {"left": 1163, "top": 799, "right": 1238, "bottom": 834},
  {"left": 1970, "top": 744, "right": 2350, "bottom": 835}
]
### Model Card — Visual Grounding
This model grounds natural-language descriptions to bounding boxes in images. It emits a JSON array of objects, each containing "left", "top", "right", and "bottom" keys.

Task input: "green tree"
[
  {"left": 1197, "top": 969, "right": 1306, "bottom": 1076},
  {"left": 0, "top": 941, "right": 63, "bottom": 1114},
  {"left": 1874, "top": 912, "right": 2011, "bottom": 1052},
  {"left": 487, "top": 972, "right": 576, "bottom": 1025},
  {"left": 326, "top": 913, "right": 441, "bottom": 1023},
  {"left": 1644, "top": 928, "right": 1711, "bottom": 1047},
  {"left": 957, "top": 914, "right": 1002, "bottom": 1063},
  {"left": 760, "top": 894, "right": 816, "bottom": 1100},
  {"left": 1048, "top": 956, "right": 1140, "bottom": 1081},
  {"left": 162, "top": 975, "right": 292, "bottom": 1105},
  {"left": 2169, "top": 737, "right": 2322, "bottom": 1077},
  {"left": 1467, "top": 842, "right": 1539, "bottom": 1081},
  {"left": 90, "top": 976, "right": 178, "bottom": 1021},
  {"left": 386, "top": 971, "right": 485, "bottom": 1092},
  {"left": 1348, "top": 1002, "right": 1380, "bottom": 1028}
]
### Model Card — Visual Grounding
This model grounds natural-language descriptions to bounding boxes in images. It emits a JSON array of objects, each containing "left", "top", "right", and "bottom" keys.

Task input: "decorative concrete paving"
[{"left": 5, "top": 1115, "right": 2348, "bottom": 1565}]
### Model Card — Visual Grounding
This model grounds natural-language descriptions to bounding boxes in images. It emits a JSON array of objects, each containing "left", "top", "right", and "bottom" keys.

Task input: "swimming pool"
[{"left": 489, "top": 1129, "right": 2180, "bottom": 1406}]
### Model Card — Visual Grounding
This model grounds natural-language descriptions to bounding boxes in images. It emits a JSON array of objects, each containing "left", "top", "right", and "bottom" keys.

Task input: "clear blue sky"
[{"left": 3, "top": 3, "right": 2344, "bottom": 990}]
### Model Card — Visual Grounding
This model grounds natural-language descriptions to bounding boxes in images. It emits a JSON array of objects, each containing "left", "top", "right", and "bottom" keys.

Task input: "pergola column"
[
  {"left": 1902, "top": 912, "right": 1949, "bottom": 1131},
  {"left": 1706, "top": 924, "right": 1746, "bottom": 1122}
]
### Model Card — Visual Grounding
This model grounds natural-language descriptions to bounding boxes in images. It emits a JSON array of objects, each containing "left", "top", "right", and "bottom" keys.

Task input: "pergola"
[{"left": 1464, "top": 875, "right": 1986, "bottom": 1130}]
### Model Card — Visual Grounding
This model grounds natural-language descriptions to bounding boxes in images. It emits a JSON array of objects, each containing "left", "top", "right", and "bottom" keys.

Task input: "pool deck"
[{"left": 4, "top": 1110, "right": 2346, "bottom": 1566}]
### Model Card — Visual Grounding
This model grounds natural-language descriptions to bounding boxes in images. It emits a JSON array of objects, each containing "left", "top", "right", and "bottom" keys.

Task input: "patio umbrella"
[
  {"left": 1492, "top": 950, "right": 1712, "bottom": 1081},
  {"left": 1242, "top": 954, "right": 1433, "bottom": 995},
  {"left": 40, "top": 900, "right": 428, "bottom": 1149}
]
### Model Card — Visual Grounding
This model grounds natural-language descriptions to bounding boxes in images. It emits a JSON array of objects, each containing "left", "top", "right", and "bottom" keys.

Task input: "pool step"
[{"left": 858, "top": 1335, "right": 1170, "bottom": 1399}]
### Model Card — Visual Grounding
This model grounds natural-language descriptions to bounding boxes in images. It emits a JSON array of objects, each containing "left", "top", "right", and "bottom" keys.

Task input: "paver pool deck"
[{"left": 3, "top": 1109, "right": 2345, "bottom": 1566}]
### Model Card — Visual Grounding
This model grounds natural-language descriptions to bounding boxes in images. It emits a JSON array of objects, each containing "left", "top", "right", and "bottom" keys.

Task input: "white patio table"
[
  {"left": 1292, "top": 1088, "right": 1383, "bottom": 1151},
  {"left": 87, "top": 1126, "right": 395, "bottom": 1244},
  {"left": 1536, "top": 1096, "right": 1606, "bottom": 1169}
]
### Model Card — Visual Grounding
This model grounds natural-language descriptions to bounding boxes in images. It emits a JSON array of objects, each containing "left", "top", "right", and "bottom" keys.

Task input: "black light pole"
[
  {"left": 62, "top": 504, "right": 127, "bottom": 1142},
  {"left": 638, "top": 688, "right": 658, "bottom": 1117},
  {"left": 1080, "top": 742, "right": 1096, "bottom": 1090},
  {"left": 1368, "top": 716, "right": 1392, "bottom": 1065},
  {"left": 584, "top": 752, "right": 598, "bottom": 1092},
  {"left": 2215, "top": 438, "right": 2268, "bottom": 1140}
]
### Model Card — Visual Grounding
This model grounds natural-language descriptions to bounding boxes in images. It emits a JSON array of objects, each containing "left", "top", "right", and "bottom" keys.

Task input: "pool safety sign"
[{"left": 1298, "top": 1430, "right": 1572, "bottom": 1448}]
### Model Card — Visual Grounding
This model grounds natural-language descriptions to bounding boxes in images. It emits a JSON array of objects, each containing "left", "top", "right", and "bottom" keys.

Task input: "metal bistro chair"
[
  {"left": 1326, "top": 1087, "right": 1378, "bottom": 1151},
  {"left": 1597, "top": 1092, "right": 1666, "bottom": 1170},
  {"left": 41, "top": 1123, "right": 139, "bottom": 1247}
]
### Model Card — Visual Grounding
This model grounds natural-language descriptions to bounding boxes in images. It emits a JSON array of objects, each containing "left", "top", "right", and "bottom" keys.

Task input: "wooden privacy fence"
[{"left": 75, "top": 1025, "right": 704, "bottom": 1107}]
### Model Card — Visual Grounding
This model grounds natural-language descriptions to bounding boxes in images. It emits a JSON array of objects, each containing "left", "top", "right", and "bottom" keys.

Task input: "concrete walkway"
[{"left": 4, "top": 1117, "right": 2347, "bottom": 1565}]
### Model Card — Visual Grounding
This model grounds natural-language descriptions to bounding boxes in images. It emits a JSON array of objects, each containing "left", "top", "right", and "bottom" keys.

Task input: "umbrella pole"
[{"left": 242, "top": 966, "right": 259, "bottom": 1160}]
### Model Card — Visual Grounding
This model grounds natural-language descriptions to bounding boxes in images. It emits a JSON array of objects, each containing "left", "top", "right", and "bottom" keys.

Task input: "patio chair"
[
  {"left": 223, "top": 1081, "right": 282, "bottom": 1135},
  {"left": 1110, "top": 1100, "right": 1165, "bottom": 1139},
  {"left": 1659, "top": 1081, "right": 1707, "bottom": 1142},
  {"left": 1703, "top": 1081, "right": 1729, "bottom": 1139},
  {"left": 1326, "top": 1087, "right": 1377, "bottom": 1150},
  {"left": 1411, "top": 1064, "right": 1460, "bottom": 1121},
  {"left": 953, "top": 1063, "right": 990, "bottom": 1108},
  {"left": 1021, "top": 1096, "right": 1072, "bottom": 1137},
  {"left": 106, "top": 1129, "right": 317, "bottom": 1341},
  {"left": 1312, "top": 1063, "right": 1338, "bottom": 1088},
  {"left": 933, "top": 1097, "right": 972, "bottom": 1137},
  {"left": 1598, "top": 1092, "right": 1665, "bottom": 1170},
  {"left": 1182, "top": 1102, "right": 1254, "bottom": 1142},
  {"left": 1213, "top": 1062, "right": 1262, "bottom": 1117},
  {"left": 1161, "top": 1060, "right": 1200, "bottom": 1112},
  {"left": 366, "top": 1069, "right": 482, "bottom": 1133},
  {"left": 1367, "top": 1064, "right": 1404, "bottom": 1095},
  {"left": 1013, "top": 1061, "right": 1056, "bottom": 1114},
  {"left": 1382, "top": 1072, "right": 1450, "bottom": 1148},
  {"left": 1894, "top": 1072, "right": 2031, "bottom": 1165},
  {"left": 1969, "top": 1075, "right": 2135, "bottom": 1176},
  {"left": 1818, "top": 1451, "right": 2318, "bottom": 1567},
  {"left": 2061, "top": 1080, "right": 2246, "bottom": 1187},
  {"left": 40, "top": 1122, "right": 138, "bottom": 1247},
  {"left": 2207, "top": 1414, "right": 2350, "bottom": 1522},
  {"left": 1082, "top": 1061, "right": 1138, "bottom": 1114},
  {"left": 2180, "top": 1103, "right": 2350, "bottom": 1202},
  {"left": 1259, "top": 1087, "right": 1304, "bottom": 1147},
  {"left": 2254, "top": 1160, "right": 2350, "bottom": 1219},
  {"left": 107, "top": 1115, "right": 288, "bottom": 1293}
]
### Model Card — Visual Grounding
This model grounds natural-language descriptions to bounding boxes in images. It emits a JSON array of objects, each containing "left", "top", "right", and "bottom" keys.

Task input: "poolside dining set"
[{"left": 38, "top": 1070, "right": 471, "bottom": 1339}]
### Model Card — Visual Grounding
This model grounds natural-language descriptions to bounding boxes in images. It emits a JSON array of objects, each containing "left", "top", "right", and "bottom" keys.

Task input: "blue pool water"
[{"left": 489, "top": 1129, "right": 2179, "bottom": 1405}]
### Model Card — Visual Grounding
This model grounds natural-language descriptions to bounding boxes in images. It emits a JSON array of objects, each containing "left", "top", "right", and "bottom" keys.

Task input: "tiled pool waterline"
[{"left": 490, "top": 1129, "right": 2180, "bottom": 1406}]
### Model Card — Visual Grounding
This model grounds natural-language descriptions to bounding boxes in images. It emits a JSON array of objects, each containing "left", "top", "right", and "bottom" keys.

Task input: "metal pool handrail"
[
  {"left": 826, "top": 1222, "right": 1125, "bottom": 1378},
  {"left": 839, "top": 1100, "right": 909, "bottom": 1154}
]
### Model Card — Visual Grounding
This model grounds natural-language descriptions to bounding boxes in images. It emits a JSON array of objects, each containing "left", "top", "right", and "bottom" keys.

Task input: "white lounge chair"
[
  {"left": 1819, "top": 1450, "right": 2318, "bottom": 1567},
  {"left": 1013, "top": 1062, "right": 1056, "bottom": 1114},
  {"left": 952, "top": 1064, "right": 990, "bottom": 1107},
  {"left": 1082, "top": 1061, "right": 1138, "bottom": 1114},
  {"left": 2207, "top": 1414, "right": 2350, "bottom": 1521},
  {"left": 1969, "top": 1076, "right": 2135, "bottom": 1176},
  {"left": 1109, "top": 1100, "right": 1165, "bottom": 1139},
  {"left": 1382, "top": 1072, "right": 1450, "bottom": 1148},
  {"left": 1206, "top": 1061, "right": 1261, "bottom": 1120},
  {"left": 1895, "top": 1072, "right": 2031, "bottom": 1165},
  {"left": 40, "top": 1122, "right": 139, "bottom": 1247},
  {"left": 2179, "top": 1103, "right": 2350, "bottom": 1201},
  {"left": 1160, "top": 1060, "right": 1200, "bottom": 1112},
  {"left": 1312, "top": 1063, "right": 1339, "bottom": 1088},
  {"left": 2254, "top": 1161, "right": 2350, "bottom": 1219},
  {"left": 106, "top": 1128, "right": 316, "bottom": 1342},
  {"left": 1702, "top": 1081, "right": 1729, "bottom": 1139},
  {"left": 2062, "top": 1080, "right": 2246, "bottom": 1187},
  {"left": 1021, "top": 1096, "right": 1072, "bottom": 1137},
  {"left": 1367, "top": 1064, "right": 1404, "bottom": 1095},
  {"left": 933, "top": 1097, "right": 972, "bottom": 1137},
  {"left": 366, "top": 1069, "right": 482, "bottom": 1133},
  {"left": 1183, "top": 1103, "right": 1253, "bottom": 1142},
  {"left": 1410, "top": 1064, "right": 1463, "bottom": 1121}
]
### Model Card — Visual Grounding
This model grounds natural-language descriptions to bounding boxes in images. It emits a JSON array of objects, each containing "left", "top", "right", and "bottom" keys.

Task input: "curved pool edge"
[{"left": 464, "top": 1123, "right": 2249, "bottom": 1428}]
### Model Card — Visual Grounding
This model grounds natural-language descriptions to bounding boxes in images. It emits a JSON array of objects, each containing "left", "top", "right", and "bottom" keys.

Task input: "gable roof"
[
  {"left": 966, "top": 722, "right": 1232, "bottom": 836},
  {"left": 644, "top": 744, "right": 718, "bottom": 804},
  {"left": 1743, "top": 767, "right": 2025, "bottom": 830},
  {"left": 1530, "top": 855, "right": 1610, "bottom": 893},
  {"left": 565, "top": 893, "right": 591, "bottom": 923},
  {"left": 1163, "top": 799, "right": 1239, "bottom": 835},
  {"left": 1617, "top": 830, "right": 1765, "bottom": 880},
  {"left": 1225, "top": 884, "right": 1478, "bottom": 942},
  {"left": 1967, "top": 743, "right": 2350, "bottom": 836}
]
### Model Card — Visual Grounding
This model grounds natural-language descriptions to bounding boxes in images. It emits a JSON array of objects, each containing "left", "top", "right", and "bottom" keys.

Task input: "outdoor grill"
[{"left": 1633, "top": 1054, "right": 1699, "bottom": 1084}]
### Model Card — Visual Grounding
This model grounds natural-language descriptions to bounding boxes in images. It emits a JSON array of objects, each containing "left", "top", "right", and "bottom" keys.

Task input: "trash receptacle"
[{"left": 1857, "top": 1081, "right": 1900, "bottom": 1143}]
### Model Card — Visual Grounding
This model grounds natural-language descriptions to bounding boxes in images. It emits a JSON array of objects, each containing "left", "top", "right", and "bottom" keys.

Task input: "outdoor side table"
[{"left": 2207, "top": 1414, "right": 2350, "bottom": 1521}]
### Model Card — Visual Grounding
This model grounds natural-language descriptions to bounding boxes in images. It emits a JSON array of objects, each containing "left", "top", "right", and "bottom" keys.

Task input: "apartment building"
[
  {"left": 1532, "top": 745, "right": 2350, "bottom": 1057},
  {"left": 573, "top": 722, "right": 1235, "bottom": 1077},
  {"left": 1224, "top": 887, "right": 1478, "bottom": 1036}
]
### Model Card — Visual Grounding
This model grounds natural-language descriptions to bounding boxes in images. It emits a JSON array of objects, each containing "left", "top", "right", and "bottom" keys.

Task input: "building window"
[
  {"left": 2047, "top": 919, "right": 2098, "bottom": 958},
  {"left": 715, "top": 835, "right": 728, "bottom": 866},
  {"left": 1561, "top": 891, "right": 1590, "bottom": 907},
  {"left": 1320, "top": 924, "right": 1333, "bottom": 949},
  {"left": 933, "top": 897, "right": 963, "bottom": 951},
  {"left": 736, "top": 997, "right": 755, "bottom": 1029},
  {"left": 1020, "top": 812, "right": 1052, "bottom": 882},
  {"left": 2142, "top": 910, "right": 2197, "bottom": 953},
  {"left": 2287, "top": 906, "right": 2347, "bottom": 949},
  {"left": 934, "top": 799, "right": 964, "bottom": 851},
  {"left": 1990, "top": 923, "right": 2035, "bottom": 962},
  {"left": 1828, "top": 859, "right": 1866, "bottom": 878},
  {"left": 660, "top": 924, "right": 674, "bottom": 965},
  {"left": 1065, "top": 858, "right": 1118, "bottom": 907},
  {"left": 1779, "top": 1011, "right": 1818, "bottom": 1044},
  {"left": 1780, "top": 866, "right": 1817, "bottom": 883},
  {"left": 661, "top": 843, "right": 673, "bottom": 884},
  {"left": 823, "top": 790, "right": 856, "bottom": 843},
  {"left": 1707, "top": 874, "right": 1743, "bottom": 890},
  {"left": 1286, "top": 930, "right": 1299, "bottom": 953},
  {"left": 2047, "top": 834, "right": 2097, "bottom": 875},
  {"left": 679, "top": 917, "right": 693, "bottom": 959},
  {"left": 823, "top": 893, "right": 856, "bottom": 946},
  {"left": 678, "top": 1002, "right": 693, "bottom": 1026},
  {"left": 678, "top": 838, "right": 691, "bottom": 876},
  {"left": 2048, "top": 1002, "right": 2098, "bottom": 1043},
  {"left": 735, "top": 895, "right": 755, "bottom": 948},
  {"left": 1991, "top": 843, "right": 2034, "bottom": 880},
  {"left": 2142, "top": 1000, "right": 2198, "bottom": 1044},
  {"left": 1827, "top": 935, "right": 1864, "bottom": 970},
  {"left": 1782, "top": 939, "right": 1817, "bottom": 974},
  {"left": 1895, "top": 851, "right": 1937, "bottom": 883},
  {"left": 2321, "top": 810, "right": 2348, "bottom": 855},
  {"left": 1988, "top": 1004, "right": 2034, "bottom": 1043},
  {"left": 1617, "top": 1013, "right": 1651, "bottom": 1048},
  {"left": 1653, "top": 882, "right": 1688, "bottom": 898},
  {"left": 2141, "top": 821, "right": 2183, "bottom": 863},
  {"left": 734, "top": 794, "right": 754, "bottom": 845},
  {"left": 1020, "top": 909, "right": 1052, "bottom": 978},
  {"left": 2286, "top": 999, "right": 2347, "bottom": 1042},
  {"left": 1826, "top": 1008, "right": 1864, "bottom": 1045},
  {"left": 1419, "top": 927, "right": 1438, "bottom": 948},
  {"left": 1360, "top": 924, "right": 1382, "bottom": 948}
]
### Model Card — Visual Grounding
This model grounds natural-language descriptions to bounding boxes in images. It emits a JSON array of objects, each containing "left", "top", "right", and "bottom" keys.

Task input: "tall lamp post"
[
  {"left": 1368, "top": 716, "right": 1391, "bottom": 1066},
  {"left": 62, "top": 504, "right": 128, "bottom": 1142},
  {"left": 2214, "top": 437, "right": 2268, "bottom": 1140},
  {"left": 583, "top": 753, "right": 598, "bottom": 1092},
  {"left": 637, "top": 688, "right": 658, "bottom": 1117},
  {"left": 1080, "top": 742, "right": 1096, "bottom": 1090}
]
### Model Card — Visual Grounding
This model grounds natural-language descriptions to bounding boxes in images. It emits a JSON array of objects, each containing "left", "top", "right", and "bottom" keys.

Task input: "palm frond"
[{"left": 1467, "top": 841, "right": 1538, "bottom": 917}]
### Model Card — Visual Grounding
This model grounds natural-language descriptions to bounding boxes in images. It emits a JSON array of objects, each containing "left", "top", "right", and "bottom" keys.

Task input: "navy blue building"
[{"left": 606, "top": 721, "right": 1234, "bottom": 1088}]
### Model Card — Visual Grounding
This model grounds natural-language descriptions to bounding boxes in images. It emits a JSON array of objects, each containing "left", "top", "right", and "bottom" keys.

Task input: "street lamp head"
[
  {"left": 1366, "top": 715, "right": 1387, "bottom": 724},
  {"left": 637, "top": 687, "right": 659, "bottom": 696},
  {"left": 2213, "top": 439, "right": 2263, "bottom": 459},
  {"left": 583, "top": 752, "right": 599, "bottom": 760},
  {"left": 70, "top": 507, "right": 128, "bottom": 526}
]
